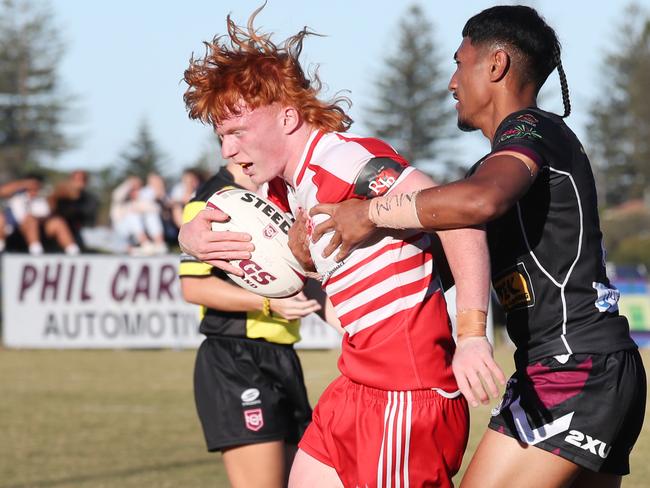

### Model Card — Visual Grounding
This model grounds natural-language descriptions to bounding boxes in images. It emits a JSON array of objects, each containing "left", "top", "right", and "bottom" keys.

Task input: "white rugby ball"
[{"left": 206, "top": 187, "right": 306, "bottom": 298}]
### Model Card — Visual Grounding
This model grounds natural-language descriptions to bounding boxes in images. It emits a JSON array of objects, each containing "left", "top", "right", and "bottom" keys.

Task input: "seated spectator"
[
  {"left": 0, "top": 177, "right": 41, "bottom": 252},
  {"left": 140, "top": 172, "right": 176, "bottom": 246},
  {"left": 5, "top": 174, "right": 80, "bottom": 255},
  {"left": 48, "top": 170, "right": 99, "bottom": 251},
  {"left": 110, "top": 175, "right": 167, "bottom": 255},
  {"left": 170, "top": 168, "right": 205, "bottom": 230}
]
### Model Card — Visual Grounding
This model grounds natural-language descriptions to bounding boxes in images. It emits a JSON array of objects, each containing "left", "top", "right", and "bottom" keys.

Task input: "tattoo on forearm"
[
  {"left": 374, "top": 192, "right": 415, "bottom": 216},
  {"left": 368, "top": 191, "right": 423, "bottom": 229}
]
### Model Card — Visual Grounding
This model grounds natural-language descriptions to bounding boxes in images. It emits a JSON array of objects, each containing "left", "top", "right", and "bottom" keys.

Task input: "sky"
[{"left": 50, "top": 0, "right": 650, "bottom": 177}]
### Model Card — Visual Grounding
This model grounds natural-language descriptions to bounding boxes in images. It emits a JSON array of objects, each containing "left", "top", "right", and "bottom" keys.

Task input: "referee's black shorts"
[
  {"left": 194, "top": 335, "right": 313, "bottom": 452},
  {"left": 489, "top": 349, "right": 646, "bottom": 475}
]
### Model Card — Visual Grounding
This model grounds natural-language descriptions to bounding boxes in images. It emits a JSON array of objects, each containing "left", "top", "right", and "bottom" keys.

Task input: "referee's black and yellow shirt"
[{"left": 178, "top": 166, "right": 300, "bottom": 345}]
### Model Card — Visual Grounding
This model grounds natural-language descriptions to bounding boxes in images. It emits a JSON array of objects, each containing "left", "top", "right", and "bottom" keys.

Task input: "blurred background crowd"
[{"left": 0, "top": 166, "right": 205, "bottom": 256}]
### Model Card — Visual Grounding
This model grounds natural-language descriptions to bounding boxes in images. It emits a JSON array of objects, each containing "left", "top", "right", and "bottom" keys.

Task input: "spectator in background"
[
  {"left": 170, "top": 167, "right": 205, "bottom": 230},
  {"left": 0, "top": 177, "right": 41, "bottom": 252},
  {"left": 110, "top": 175, "right": 167, "bottom": 255},
  {"left": 49, "top": 170, "right": 99, "bottom": 251},
  {"left": 140, "top": 172, "right": 177, "bottom": 247},
  {"left": 5, "top": 173, "right": 80, "bottom": 255}
]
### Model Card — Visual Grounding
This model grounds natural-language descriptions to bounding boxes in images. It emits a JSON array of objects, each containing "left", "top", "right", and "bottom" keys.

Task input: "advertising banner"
[{"left": 1, "top": 254, "right": 340, "bottom": 349}]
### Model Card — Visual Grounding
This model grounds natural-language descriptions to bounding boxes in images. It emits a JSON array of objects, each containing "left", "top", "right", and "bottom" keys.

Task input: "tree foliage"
[
  {"left": 365, "top": 4, "right": 453, "bottom": 168},
  {"left": 117, "top": 120, "right": 167, "bottom": 180},
  {"left": 193, "top": 134, "right": 224, "bottom": 174},
  {"left": 588, "top": 3, "right": 650, "bottom": 206},
  {"left": 612, "top": 235, "right": 650, "bottom": 270},
  {"left": 0, "top": 0, "right": 70, "bottom": 178}
]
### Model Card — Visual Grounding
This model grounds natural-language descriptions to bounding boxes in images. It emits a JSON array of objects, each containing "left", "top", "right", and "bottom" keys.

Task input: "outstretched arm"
[
  {"left": 310, "top": 151, "right": 539, "bottom": 261},
  {"left": 374, "top": 152, "right": 538, "bottom": 229},
  {"left": 0, "top": 178, "right": 40, "bottom": 198}
]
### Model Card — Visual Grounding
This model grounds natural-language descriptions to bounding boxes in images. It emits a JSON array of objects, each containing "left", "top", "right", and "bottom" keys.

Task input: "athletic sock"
[
  {"left": 29, "top": 242, "right": 44, "bottom": 255},
  {"left": 64, "top": 243, "right": 80, "bottom": 255}
]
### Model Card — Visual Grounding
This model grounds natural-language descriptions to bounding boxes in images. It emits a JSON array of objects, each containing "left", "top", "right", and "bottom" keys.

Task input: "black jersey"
[
  {"left": 468, "top": 108, "right": 636, "bottom": 364},
  {"left": 178, "top": 166, "right": 300, "bottom": 343}
]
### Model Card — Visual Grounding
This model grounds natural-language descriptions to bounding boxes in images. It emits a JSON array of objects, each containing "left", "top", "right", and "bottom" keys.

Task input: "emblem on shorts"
[
  {"left": 241, "top": 388, "right": 260, "bottom": 403},
  {"left": 244, "top": 408, "right": 264, "bottom": 432},
  {"left": 564, "top": 430, "right": 612, "bottom": 459},
  {"left": 511, "top": 398, "right": 575, "bottom": 445}
]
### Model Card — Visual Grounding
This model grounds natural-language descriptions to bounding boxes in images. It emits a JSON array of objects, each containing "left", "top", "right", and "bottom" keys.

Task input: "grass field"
[{"left": 1, "top": 346, "right": 648, "bottom": 488}]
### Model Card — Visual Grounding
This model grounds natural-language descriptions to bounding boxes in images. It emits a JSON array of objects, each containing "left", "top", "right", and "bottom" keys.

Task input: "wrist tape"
[
  {"left": 456, "top": 309, "right": 487, "bottom": 340},
  {"left": 368, "top": 191, "right": 423, "bottom": 229}
]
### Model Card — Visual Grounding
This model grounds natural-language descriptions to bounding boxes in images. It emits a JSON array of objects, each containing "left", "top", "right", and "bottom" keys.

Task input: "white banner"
[
  {"left": 1, "top": 254, "right": 490, "bottom": 350},
  {"left": 1, "top": 254, "right": 339, "bottom": 349}
]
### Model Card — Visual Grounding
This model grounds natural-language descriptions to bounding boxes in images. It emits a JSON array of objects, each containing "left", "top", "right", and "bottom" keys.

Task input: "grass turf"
[{"left": 0, "top": 346, "right": 648, "bottom": 487}]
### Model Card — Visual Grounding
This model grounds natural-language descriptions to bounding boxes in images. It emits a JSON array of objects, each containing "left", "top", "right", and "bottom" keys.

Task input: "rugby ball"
[{"left": 206, "top": 187, "right": 306, "bottom": 298}]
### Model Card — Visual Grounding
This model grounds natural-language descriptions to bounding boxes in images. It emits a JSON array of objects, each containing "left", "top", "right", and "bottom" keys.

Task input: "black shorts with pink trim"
[{"left": 489, "top": 349, "right": 646, "bottom": 475}]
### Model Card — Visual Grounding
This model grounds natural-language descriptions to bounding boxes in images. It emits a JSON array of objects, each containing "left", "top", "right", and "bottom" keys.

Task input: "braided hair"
[
  {"left": 554, "top": 49, "right": 571, "bottom": 118},
  {"left": 463, "top": 5, "right": 571, "bottom": 118}
]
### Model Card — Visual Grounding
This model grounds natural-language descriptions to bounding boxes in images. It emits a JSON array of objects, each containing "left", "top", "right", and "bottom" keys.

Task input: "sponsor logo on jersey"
[
  {"left": 592, "top": 282, "right": 620, "bottom": 313},
  {"left": 241, "top": 388, "right": 260, "bottom": 403},
  {"left": 244, "top": 408, "right": 264, "bottom": 432},
  {"left": 564, "top": 430, "right": 612, "bottom": 459},
  {"left": 353, "top": 157, "right": 405, "bottom": 198},
  {"left": 494, "top": 263, "right": 535, "bottom": 312}
]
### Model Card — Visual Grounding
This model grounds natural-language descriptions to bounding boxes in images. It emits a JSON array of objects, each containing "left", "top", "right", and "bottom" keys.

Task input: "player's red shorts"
[{"left": 299, "top": 375, "right": 469, "bottom": 487}]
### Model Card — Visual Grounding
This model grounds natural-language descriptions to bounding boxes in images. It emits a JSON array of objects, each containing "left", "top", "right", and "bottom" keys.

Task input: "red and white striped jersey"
[{"left": 267, "top": 130, "right": 457, "bottom": 391}]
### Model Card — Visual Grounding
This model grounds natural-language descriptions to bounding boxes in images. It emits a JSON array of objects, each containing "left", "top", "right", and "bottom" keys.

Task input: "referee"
[{"left": 179, "top": 159, "right": 321, "bottom": 487}]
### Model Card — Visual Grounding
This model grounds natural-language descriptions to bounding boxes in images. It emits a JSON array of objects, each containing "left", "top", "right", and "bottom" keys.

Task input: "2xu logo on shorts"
[{"left": 564, "top": 430, "right": 611, "bottom": 459}]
